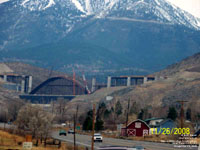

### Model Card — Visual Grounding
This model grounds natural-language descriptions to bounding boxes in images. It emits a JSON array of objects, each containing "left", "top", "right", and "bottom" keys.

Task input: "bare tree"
[
  {"left": 55, "top": 98, "right": 68, "bottom": 123},
  {"left": 16, "top": 104, "right": 54, "bottom": 146},
  {"left": 7, "top": 99, "right": 24, "bottom": 121}
]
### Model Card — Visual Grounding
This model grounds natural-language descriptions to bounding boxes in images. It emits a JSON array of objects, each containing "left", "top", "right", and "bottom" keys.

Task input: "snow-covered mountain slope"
[
  {"left": 0, "top": 0, "right": 200, "bottom": 74},
  {"left": 19, "top": 0, "right": 200, "bottom": 29},
  {"left": 2, "top": 0, "right": 199, "bottom": 30}
]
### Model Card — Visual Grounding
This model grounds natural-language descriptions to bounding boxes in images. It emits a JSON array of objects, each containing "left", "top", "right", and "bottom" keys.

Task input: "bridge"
[
  {"left": 106, "top": 75, "right": 157, "bottom": 88},
  {"left": 0, "top": 73, "right": 32, "bottom": 93},
  {"left": 20, "top": 76, "right": 88, "bottom": 103},
  {"left": 19, "top": 75, "right": 159, "bottom": 103}
]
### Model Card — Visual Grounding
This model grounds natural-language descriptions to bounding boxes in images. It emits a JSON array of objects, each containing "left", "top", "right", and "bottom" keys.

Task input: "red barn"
[{"left": 121, "top": 119, "right": 150, "bottom": 137}]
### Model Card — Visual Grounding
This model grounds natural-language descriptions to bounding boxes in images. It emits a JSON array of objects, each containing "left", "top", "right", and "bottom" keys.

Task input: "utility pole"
[
  {"left": 177, "top": 100, "right": 188, "bottom": 128},
  {"left": 91, "top": 104, "right": 96, "bottom": 150},
  {"left": 125, "top": 99, "right": 130, "bottom": 137},
  {"left": 74, "top": 105, "right": 79, "bottom": 150},
  {"left": 73, "top": 69, "right": 76, "bottom": 96}
]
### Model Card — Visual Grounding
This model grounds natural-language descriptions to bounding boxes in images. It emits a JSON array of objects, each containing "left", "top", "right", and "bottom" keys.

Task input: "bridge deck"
[{"left": 20, "top": 94, "right": 76, "bottom": 103}]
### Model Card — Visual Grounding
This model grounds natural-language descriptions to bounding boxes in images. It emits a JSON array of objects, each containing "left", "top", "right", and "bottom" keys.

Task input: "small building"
[
  {"left": 144, "top": 118, "right": 164, "bottom": 128},
  {"left": 121, "top": 119, "right": 150, "bottom": 137},
  {"left": 151, "top": 119, "right": 176, "bottom": 135}
]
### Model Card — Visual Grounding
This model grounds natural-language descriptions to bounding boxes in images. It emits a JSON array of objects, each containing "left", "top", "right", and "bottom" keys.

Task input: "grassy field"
[
  {"left": 0, "top": 130, "right": 24, "bottom": 147},
  {"left": 0, "top": 130, "right": 84, "bottom": 150}
]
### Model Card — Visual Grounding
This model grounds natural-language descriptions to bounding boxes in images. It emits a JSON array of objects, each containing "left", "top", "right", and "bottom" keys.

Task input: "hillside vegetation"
[
  {"left": 0, "top": 53, "right": 200, "bottom": 126},
  {"left": 66, "top": 53, "right": 200, "bottom": 125}
]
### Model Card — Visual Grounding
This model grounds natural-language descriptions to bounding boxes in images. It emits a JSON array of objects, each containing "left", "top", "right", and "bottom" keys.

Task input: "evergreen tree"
[
  {"left": 82, "top": 110, "right": 93, "bottom": 130},
  {"left": 115, "top": 101, "right": 122, "bottom": 116},
  {"left": 129, "top": 102, "right": 139, "bottom": 115},
  {"left": 97, "top": 102, "right": 106, "bottom": 119},
  {"left": 99, "top": 102, "right": 106, "bottom": 109},
  {"left": 104, "top": 109, "right": 111, "bottom": 118},
  {"left": 186, "top": 108, "right": 191, "bottom": 121},
  {"left": 167, "top": 107, "right": 177, "bottom": 121},
  {"left": 137, "top": 109, "right": 144, "bottom": 120},
  {"left": 95, "top": 116, "right": 104, "bottom": 131}
]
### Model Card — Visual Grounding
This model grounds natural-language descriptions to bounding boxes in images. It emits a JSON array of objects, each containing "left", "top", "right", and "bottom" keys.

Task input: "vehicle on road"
[
  {"left": 135, "top": 146, "right": 144, "bottom": 150},
  {"left": 94, "top": 133, "right": 103, "bottom": 142},
  {"left": 59, "top": 129, "right": 67, "bottom": 136},
  {"left": 68, "top": 129, "right": 75, "bottom": 134},
  {"left": 61, "top": 123, "right": 66, "bottom": 127}
]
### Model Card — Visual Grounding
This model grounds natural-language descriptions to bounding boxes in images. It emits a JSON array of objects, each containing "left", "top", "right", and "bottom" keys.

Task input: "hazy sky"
[
  {"left": 0, "top": 0, "right": 199, "bottom": 18},
  {"left": 167, "top": 0, "right": 200, "bottom": 18},
  {"left": 0, "top": 0, "right": 9, "bottom": 4}
]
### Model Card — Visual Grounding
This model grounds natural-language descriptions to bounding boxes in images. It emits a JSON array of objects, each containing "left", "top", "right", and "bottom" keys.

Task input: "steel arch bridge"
[{"left": 30, "top": 76, "right": 87, "bottom": 95}]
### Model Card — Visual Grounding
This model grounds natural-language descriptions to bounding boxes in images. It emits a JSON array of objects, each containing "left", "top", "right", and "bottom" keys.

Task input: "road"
[{"left": 52, "top": 132, "right": 198, "bottom": 150}]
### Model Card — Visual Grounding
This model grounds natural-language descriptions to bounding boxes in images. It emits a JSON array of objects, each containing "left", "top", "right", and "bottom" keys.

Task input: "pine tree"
[
  {"left": 95, "top": 116, "right": 104, "bottom": 131},
  {"left": 167, "top": 107, "right": 177, "bottom": 121},
  {"left": 82, "top": 110, "right": 93, "bottom": 130},
  {"left": 186, "top": 108, "right": 191, "bottom": 121},
  {"left": 115, "top": 101, "right": 122, "bottom": 116},
  {"left": 138, "top": 109, "right": 144, "bottom": 120}
]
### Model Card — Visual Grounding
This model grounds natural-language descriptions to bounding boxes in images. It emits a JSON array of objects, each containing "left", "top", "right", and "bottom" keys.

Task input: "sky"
[
  {"left": 0, "top": 0, "right": 9, "bottom": 4},
  {"left": 0, "top": 0, "right": 199, "bottom": 18},
  {"left": 167, "top": 0, "right": 200, "bottom": 18}
]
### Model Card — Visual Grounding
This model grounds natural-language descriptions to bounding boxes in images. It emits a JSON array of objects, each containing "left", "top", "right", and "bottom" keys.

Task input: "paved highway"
[{"left": 52, "top": 132, "right": 198, "bottom": 150}]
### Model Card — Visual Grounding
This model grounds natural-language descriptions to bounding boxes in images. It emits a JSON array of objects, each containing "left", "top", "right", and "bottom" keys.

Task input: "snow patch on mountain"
[
  {"left": 105, "top": 0, "right": 119, "bottom": 10},
  {"left": 21, "top": 0, "right": 56, "bottom": 11},
  {"left": 71, "top": 0, "right": 86, "bottom": 13},
  {"left": 21, "top": 0, "right": 29, "bottom": 7},
  {"left": 85, "top": 0, "right": 92, "bottom": 15},
  {"left": 43, "top": 0, "right": 55, "bottom": 9},
  {"left": 198, "top": 19, "right": 200, "bottom": 26},
  {"left": 2, "top": 0, "right": 200, "bottom": 30},
  {"left": 155, "top": 0, "right": 161, "bottom": 6},
  {"left": 155, "top": 6, "right": 171, "bottom": 21}
]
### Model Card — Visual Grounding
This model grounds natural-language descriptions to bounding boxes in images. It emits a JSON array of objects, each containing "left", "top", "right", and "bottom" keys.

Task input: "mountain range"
[{"left": 1, "top": 0, "right": 200, "bottom": 75}]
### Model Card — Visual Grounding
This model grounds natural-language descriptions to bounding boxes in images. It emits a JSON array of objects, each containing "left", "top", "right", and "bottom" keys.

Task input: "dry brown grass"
[
  {"left": 0, "top": 130, "right": 24, "bottom": 146},
  {"left": 129, "top": 134, "right": 181, "bottom": 142},
  {"left": 0, "top": 130, "right": 86, "bottom": 150}
]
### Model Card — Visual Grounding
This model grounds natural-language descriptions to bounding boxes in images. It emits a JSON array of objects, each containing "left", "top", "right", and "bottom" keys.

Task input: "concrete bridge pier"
[
  {"left": 91, "top": 78, "right": 96, "bottom": 93},
  {"left": 155, "top": 76, "right": 158, "bottom": 81},
  {"left": 16, "top": 84, "right": 20, "bottom": 92},
  {"left": 28, "top": 76, "right": 32, "bottom": 93},
  {"left": 107, "top": 76, "right": 111, "bottom": 88},
  {"left": 3, "top": 75, "right": 7, "bottom": 82},
  {"left": 143, "top": 77, "right": 147, "bottom": 83},
  {"left": 21, "top": 79, "right": 25, "bottom": 93},
  {"left": 127, "top": 77, "right": 131, "bottom": 86}
]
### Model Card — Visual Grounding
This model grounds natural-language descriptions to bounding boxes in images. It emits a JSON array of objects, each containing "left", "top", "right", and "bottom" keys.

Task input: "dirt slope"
[{"left": 67, "top": 52, "right": 200, "bottom": 119}]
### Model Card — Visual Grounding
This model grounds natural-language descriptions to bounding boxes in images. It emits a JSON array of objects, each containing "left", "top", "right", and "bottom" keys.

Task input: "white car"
[
  {"left": 94, "top": 133, "right": 103, "bottom": 142},
  {"left": 61, "top": 123, "right": 66, "bottom": 127},
  {"left": 68, "top": 129, "right": 75, "bottom": 134}
]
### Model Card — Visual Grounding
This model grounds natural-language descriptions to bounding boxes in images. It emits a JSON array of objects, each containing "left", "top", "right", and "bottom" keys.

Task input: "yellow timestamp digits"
[{"left": 152, "top": 128, "right": 190, "bottom": 135}]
